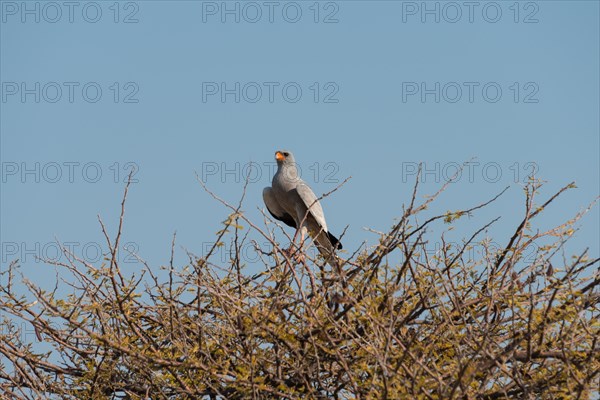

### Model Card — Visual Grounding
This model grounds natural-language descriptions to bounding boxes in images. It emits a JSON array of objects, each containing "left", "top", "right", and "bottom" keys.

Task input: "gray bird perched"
[{"left": 263, "top": 150, "right": 342, "bottom": 264}]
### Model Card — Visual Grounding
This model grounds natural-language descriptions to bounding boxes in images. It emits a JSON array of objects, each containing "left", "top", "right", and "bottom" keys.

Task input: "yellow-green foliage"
[{"left": 0, "top": 179, "right": 598, "bottom": 399}]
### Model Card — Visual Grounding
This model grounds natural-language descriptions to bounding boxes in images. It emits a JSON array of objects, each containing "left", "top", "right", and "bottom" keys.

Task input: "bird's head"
[
  {"left": 275, "top": 150, "right": 296, "bottom": 166},
  {"left": 274, "top": 150, "right": 299, "bottom": 181}
]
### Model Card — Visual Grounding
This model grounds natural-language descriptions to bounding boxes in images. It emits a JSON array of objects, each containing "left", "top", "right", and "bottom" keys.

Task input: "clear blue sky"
[{"left": 1, "top": 1, "right": 599, "bottom": 289}]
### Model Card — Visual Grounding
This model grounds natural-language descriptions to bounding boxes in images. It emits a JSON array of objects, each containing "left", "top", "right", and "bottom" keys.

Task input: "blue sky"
[{"left": 1, "top": 1, "right": 599, "bottom": 289}]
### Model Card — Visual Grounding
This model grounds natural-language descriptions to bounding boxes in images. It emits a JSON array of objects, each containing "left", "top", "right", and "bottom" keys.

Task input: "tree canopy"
[{"left": 1, "top": 176, "right": 598, "bottom": 399}]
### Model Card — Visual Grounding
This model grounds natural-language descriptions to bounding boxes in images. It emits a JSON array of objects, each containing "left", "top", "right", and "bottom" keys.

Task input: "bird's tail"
[
  {"left": 326, "top": 231, "right": 343, "bottom": 250},
  {"left": 314, "top": 231, "right": 342, "bottom": 270}
]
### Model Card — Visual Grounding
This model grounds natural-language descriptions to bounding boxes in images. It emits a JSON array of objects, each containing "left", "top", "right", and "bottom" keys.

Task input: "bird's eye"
[{"left": 283, "top": 152, "right": 289, "bottom": 157}]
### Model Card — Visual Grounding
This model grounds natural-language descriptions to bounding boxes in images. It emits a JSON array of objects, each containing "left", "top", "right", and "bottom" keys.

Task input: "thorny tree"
[{"left": 1, "top": 172, "right": 599, "bottom": 399}]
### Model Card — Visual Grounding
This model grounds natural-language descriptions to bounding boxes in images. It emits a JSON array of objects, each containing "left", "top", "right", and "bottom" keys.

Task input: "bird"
[{"left": 263, "top": 150, "right": 342, "bottom": 265}]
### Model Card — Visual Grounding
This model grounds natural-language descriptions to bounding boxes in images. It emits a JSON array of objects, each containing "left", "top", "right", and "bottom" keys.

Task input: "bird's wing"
[
  {"left": 263, "top": 187, "right": 297, "bottom": 228},
  {"left": 294, "top": 182, "right": 329, "bottom": 232},
  {"left": 295, "top": 183, "right": 342, "bottom": 250}
]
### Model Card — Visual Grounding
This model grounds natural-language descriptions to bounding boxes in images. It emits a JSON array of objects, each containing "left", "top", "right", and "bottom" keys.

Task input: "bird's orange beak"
[{"left": 275, "top": 151, "right": 285, "bottom": 161}]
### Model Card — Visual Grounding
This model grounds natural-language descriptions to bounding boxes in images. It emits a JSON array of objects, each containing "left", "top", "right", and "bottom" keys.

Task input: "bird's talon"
[{"left": 282, "top": 247, "right": 305, "bottom": 263}]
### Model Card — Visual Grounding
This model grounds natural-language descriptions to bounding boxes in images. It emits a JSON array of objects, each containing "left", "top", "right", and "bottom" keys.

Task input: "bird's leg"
[
  {"left": 296, "top": 229, "right": 307, "bottom": 263},
  {"left": 283, "top": 227, "right": 306, "bottom": 264},
  {"left": 284, "top": 228, "right": 299, "bottom": 256},
  {"left": 283, "top": 231, "right": 299, "bottom": 260}
]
